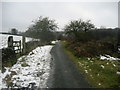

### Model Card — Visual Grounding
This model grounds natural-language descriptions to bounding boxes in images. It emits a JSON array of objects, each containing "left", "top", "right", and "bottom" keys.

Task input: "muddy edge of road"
[{"left": 46, "top": 50, "right": 55, "bottom": 88}]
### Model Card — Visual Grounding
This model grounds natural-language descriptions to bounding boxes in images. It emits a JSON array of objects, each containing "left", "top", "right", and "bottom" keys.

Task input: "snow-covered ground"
[
  {"left": 51, "top": 40, "right": 59, "bottom": 44},
  {"left": 0, "top": 34, "right": 39, "bottom": 49},
  {"left": 0, "top": 45, "right": 53, "bottom": 89},
  {"left": 100, "top": 55, "right": 120, "bottom": 60}
]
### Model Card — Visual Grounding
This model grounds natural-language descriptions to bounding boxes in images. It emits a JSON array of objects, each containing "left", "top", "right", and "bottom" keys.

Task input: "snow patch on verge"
[
  {"left": 100, "top": 55, "right": 120, "bottom": 61},
  {"left": 0, "top": 45, "right": 53, "bottom": 89},
  {"left": 51, "top": 40, "right": 59, "bottom": 44}
]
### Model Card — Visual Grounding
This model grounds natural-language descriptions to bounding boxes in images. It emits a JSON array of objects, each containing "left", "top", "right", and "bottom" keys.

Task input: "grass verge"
[{"left": 61, "top": 41, "right": 120, "bottom": 88}]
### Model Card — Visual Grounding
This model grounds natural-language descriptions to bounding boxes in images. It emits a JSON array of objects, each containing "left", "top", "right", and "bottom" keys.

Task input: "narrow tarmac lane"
[{"left": 50, "top": 42, "right": 91, "bottom": 88}]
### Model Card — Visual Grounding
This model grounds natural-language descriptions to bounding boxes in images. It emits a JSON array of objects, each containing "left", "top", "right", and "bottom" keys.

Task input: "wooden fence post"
[
  {"left": 8, "top": 36, "right": 13, "bottom": 49},
  {"left": 19, "top": 40, "right": 21, "bottom": 54},
  {"left": 22, "top": 36, "right": 26, "bottom": 54}
]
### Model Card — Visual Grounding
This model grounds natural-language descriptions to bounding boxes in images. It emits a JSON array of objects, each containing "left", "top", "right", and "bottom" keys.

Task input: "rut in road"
[{"left": 49, "top": 42, "right": 91, "bottom": 88}]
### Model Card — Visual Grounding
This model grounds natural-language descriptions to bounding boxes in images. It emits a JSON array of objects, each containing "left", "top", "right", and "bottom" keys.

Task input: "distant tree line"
[
  {"left": 9, "top": 17, "right": 120, "bottom": 50},
  {"left": 64, "top": 19, "right": 119, "bottom": 44}
]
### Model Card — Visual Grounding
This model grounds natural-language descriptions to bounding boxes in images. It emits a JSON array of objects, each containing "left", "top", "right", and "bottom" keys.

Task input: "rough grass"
[
  {"left": 21, "top": 62, "right": 29, "bottom": 67},
  {"left": 3, "top": 71, "right": 17, "bottom": 87},
  {"left": 62, "top": 41, "right": 120, "bottom": 88},
  {"left": 2, "top": 58, "right": 17, "bottom": 73},
  {"left": 3, "top": 56, "right": 29, "bottom": 87},
  {"left": 65, "top": 40, "right": 119, "bottom": 58}
]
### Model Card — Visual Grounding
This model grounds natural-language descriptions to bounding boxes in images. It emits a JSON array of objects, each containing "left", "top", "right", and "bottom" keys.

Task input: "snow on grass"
[
  {"left": 85, "top": 70, "right": 88, "bottom": 74},
  {"left": 1, "top": 45, "right": 53, "bottom": 89},
  {"left": 87, "top": 58, "right": 90, "bottom": 60},
  {"left": 98, "top": 83, "right": 101, "bottom": 86},
  {"left": 97, "top": 73, "right": 100, "bottom": 76},
  {"left": 72, "top": 57, "right": 119, "bottom": 88},
  {"left": 100, "top": 55, "right": 120, "bottom": 61},
  {"left": 0, "top": 70, "right": 3, "bottom": 89},
  {"left": 100, "top": 65, "right": 105, "bottom": 69},
  {"left": 116, "top": 72, "right": 120, "bottom": 75},
  {"left": 118, "top": 48, "right": 120, "bottom": 52},
  {"left": 113, "top": 64, "right": 116, "bottom": 67}
]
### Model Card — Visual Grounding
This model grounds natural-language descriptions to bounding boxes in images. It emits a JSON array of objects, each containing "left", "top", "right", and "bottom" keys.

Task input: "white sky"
[{"left": 1, "top": 0, "right": 119, "bottom": 32}]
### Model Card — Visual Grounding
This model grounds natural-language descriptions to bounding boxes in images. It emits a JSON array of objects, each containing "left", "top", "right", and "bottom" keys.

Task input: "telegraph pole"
[{"left": 118, "top": 1, "right": 120, "bottom": 52}]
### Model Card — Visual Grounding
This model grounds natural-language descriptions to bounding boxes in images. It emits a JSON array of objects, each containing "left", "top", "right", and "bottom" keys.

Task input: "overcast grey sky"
[{"left": 1, "top": 1, "right": 118, "bottom": 32}]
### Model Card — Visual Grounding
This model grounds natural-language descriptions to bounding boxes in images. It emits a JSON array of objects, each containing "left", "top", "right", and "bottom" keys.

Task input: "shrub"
[
  {"left": 21, "top": 62, "right": 29, "bottom": 67},
  {"left": 67, "top": 41, "right": 116, "bottom": 57},
  {"left": 2, "top": 48, "right": 16, "bottom": 63}
]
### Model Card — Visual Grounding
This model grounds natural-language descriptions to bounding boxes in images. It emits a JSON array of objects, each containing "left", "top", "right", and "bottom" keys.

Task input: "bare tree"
[{"left": 64, "top": 19, "right": 95, "bottom": 41}]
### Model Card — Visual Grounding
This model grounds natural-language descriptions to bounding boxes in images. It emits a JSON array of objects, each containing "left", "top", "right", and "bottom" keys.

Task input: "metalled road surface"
[{"left": 49, "top": 42, "right": 91, "bottom": 88}]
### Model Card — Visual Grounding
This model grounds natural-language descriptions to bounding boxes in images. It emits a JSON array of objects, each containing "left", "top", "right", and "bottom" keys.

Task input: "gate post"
[
  {"left": 8, "top": 36, "right": 14, "bottom": 49},
  {"left": 22, "top": 36, "right": 26, "bottom": 54}
]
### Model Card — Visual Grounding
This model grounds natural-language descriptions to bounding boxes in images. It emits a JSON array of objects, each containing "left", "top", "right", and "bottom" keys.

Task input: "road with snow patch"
[{"left": 49, "top": 42, "right": 91, "bottom": 88}]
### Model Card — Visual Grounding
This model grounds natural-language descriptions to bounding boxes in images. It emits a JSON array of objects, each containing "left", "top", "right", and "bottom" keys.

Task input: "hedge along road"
[{"left": 48, "top": 42, "right": 91, "bottom": 88}]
